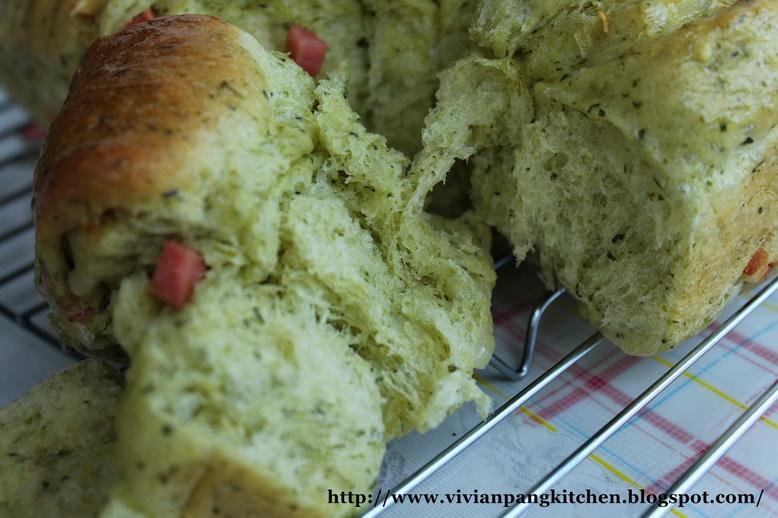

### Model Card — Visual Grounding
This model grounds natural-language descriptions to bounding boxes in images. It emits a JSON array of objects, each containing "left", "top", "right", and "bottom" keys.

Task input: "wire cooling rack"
[
  {"left": 0, "top": 91, "right": 776, "bottom": 518},
  {"left": 0, "top": 94, "right": 64, "bottom": 350},
  {"left": 366, "top": 279, "right": 778, "bottom": 518}
]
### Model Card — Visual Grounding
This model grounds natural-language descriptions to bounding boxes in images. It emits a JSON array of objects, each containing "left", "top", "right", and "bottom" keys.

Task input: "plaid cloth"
[{"left": 379, "top": 267, "right": 778, "bottom": 518}]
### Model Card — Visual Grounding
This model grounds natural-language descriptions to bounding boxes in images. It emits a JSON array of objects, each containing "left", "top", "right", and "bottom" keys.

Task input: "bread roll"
[
  {"left": 419, "top": 0, "right": 777, "bottom": 355},
  {"left": 33, "top": 15, "right": 495, "bottom": 515},
  {"left": 0, "top": 360, "right": 122, "bottom": 518}
]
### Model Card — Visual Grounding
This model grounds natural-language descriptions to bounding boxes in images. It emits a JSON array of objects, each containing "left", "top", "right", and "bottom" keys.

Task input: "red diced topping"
[
  {"left": 22, "top": 123, "right": 47, "bottom": 142},
  {"left": 286, "top": 25, "right": 328, "bottom": 77},
  {"left": 743, "top": 248, "right": 769, "bottom": 277},
  {"left": 124, "top": 8, "right": 156, "bottom": 29},
  {"left": 150, "top": 241, "right": 207, "bottom": 308},
  {"left": 69, "top": 307, "right": 95, "bottom": 323}
]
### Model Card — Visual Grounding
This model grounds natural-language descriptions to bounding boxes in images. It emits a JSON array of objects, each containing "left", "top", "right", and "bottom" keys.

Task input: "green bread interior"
[{"left": 45, "top": 32, "right": 495, "bottom": 517}]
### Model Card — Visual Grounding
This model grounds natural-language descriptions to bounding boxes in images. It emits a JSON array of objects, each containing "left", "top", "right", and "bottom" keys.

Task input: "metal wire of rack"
[
  {"left": 361, "top": 277, "right": 778, "bottom": 518},
  {"left": 0, "top": 96, "right": 69, "bottom": 352},
  {"left": 0, "top": 93, "right": 776, "bottom": 517}
]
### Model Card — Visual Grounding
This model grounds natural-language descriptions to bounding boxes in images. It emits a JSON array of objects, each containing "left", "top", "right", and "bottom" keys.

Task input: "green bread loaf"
[
  {"left": 5, "top": 4, "right": 777, "bottom": 517},
  {"left": 417, "top": 0, "right": 778, "bottom": 355}
]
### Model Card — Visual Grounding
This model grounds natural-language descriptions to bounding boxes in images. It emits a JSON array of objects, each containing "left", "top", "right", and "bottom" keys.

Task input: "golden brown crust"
[{"left": 33, "top": 14, "right": 267, "bottom": 315}]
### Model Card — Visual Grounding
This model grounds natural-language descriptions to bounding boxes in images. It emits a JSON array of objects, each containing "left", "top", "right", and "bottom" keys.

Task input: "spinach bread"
[
  {"left": 7, "top": 0, "right": 776, "bottom": 357},
  {"left": 360, "top": 0, "right": 478, "bottom": 154},
  {"left": 417, "top": 0, "right": 777, "bottom": 355},
  {"left": 0, "top": 360, "right": 122, "bottom": 518},
  {"left": 33, "top": 15, "right": 495, "bottom": 516}
]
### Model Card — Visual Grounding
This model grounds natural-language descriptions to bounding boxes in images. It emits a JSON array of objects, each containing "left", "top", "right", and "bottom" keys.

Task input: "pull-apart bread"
[
  {"left": 32, "top": 15, "right": 495, "bottom": 517},
  {"left": 417, "top": 0, "right": 777, "bottom": 355}
]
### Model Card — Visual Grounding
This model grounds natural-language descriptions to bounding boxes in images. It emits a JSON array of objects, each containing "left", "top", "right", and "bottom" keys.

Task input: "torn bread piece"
[
  {"left": 0, "top": 360, "right": 122, "bottom": 518},
  {"left": 418, "top": 0, "right": 777, "bottom": 355},
  {"left": 361, "top": 0, "right": 478, "bottom": 154},
  {"left": 33, "top": 15, "right": 495, "bottom": 516}
]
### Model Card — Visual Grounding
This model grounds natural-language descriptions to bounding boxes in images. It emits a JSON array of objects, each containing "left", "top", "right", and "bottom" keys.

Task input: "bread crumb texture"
[
  {"left": 0, "top": 360, "right": 122, "bottom": 518},
  {"left": 424, "top": 0, "right": 777, "bottom": 355}
]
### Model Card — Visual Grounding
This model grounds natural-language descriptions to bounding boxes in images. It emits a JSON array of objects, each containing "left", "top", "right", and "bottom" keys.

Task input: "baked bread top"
[
  {"left": 472, "top": 0, "right": 740, "bottom": 79},
  {"left": 34, "top": 13, "right": 268, "bottom": 315}
]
